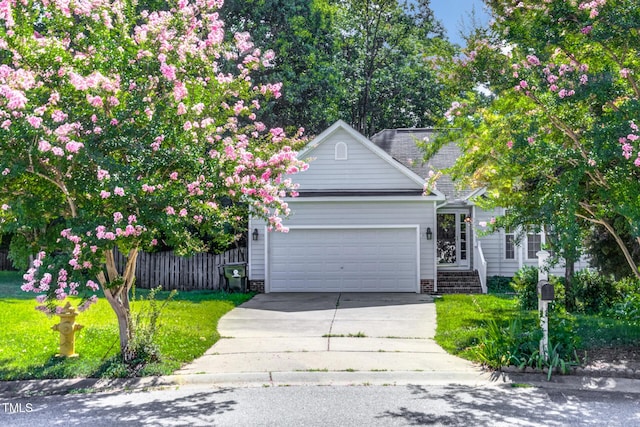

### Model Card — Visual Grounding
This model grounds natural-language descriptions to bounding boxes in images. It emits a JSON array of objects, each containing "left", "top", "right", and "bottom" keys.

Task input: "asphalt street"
[{"left": 1, "top": 382, "right": 639, "bottom": 427}]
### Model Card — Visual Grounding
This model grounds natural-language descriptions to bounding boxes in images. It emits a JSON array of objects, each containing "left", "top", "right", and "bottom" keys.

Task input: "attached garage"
[
  {"left": 248, "top": 120, "right": 445, "bottom": 294},
  {"left": 267, "top": 226, "right": 419, "bottom": 292}
]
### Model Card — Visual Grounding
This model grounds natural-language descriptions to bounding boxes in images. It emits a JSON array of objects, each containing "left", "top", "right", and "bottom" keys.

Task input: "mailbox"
[{"left": 537, "top": 280, "right": 555, "bottom": 301}]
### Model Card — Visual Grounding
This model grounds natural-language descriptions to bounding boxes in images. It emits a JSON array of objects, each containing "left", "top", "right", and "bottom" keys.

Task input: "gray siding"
[
  {"left": 250, "top": 199, "right": 435, "bottom": 281},
  {"left": 295, "top": 128, "right": 423, "bottom": 191},
  {"left": 474, "top": 207, "right": 590, "bottom": 278}
]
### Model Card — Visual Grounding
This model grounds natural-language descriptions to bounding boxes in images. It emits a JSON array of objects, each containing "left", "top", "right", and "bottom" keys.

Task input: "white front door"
[{"left": 436, "top": 212, "right": 470, "bottom": 269}]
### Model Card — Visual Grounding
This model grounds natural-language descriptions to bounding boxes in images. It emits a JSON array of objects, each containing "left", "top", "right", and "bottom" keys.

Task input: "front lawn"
[
  {"left": 0, "top": 271, "right": 253, "bottom": 380},
  {"left": 434, "top": 293, "right": 640, "bottom": 366}
]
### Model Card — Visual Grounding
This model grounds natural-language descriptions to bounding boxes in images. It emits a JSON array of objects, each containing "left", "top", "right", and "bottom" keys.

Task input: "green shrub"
[
  {"left": 511, "top": 266, "right": 539, "bottom": 311},
  {"left": 606, "top": 293, "right": 640, "bottom": 322},
  {"left": 487, "top": 276, "right": 515, "bottom": 294},
  {"left": 570, "top": 269, "right": 618, "bottom": 314},
  {"left": 511, "top": 266, "right": 564, "bottom": 311},
  {"left": 614, "top": 277, "right": 640, "bottom": 295}
]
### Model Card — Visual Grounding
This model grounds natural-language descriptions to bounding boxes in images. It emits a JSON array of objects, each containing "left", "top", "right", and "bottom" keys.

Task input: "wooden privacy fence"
[
  {"left": 114, "top": 248, "right": 247, "bottom": 291},
  {"left": 0, "top": 250, "right": 16, "bottom": 271}
]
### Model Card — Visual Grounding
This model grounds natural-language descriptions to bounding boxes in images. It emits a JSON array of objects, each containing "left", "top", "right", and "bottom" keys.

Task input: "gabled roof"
[
  {"left": 371, "top": 128, "right": 476, "bottom": 202},
  {"left": 299, "top": 120, "right": 445, "bottom": 199}
]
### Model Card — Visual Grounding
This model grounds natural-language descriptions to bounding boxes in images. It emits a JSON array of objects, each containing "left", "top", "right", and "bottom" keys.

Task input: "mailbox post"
[{"left": 536, "top": 250, "right": 553, "bottom": 361}]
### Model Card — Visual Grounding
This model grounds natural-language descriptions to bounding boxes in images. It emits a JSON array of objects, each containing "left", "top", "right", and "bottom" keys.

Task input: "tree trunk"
[
  {"left": 96, "top": 247, "right": 139, "bottom": 360},
  {"left": 564, "top": 258, "right": 575, "bottom": 312}
]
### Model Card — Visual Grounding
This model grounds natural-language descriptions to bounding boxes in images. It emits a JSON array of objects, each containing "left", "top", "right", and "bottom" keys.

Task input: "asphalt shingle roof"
[{"left": 370, "top": 128, "right": 474, "bottom": 201}]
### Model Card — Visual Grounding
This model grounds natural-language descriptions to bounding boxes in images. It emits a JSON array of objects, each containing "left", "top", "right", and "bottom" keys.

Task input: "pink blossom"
[
  {"left": 170, "top": 172, "right": 179, "bottom": 180},
  {"left": 113, "top": 212, "right": 123, "bottom": 223},
  {"left": 1, "top": 167, "right": 9, "bottom": 175},
  {"left": 100, "top": 190, "right": 111, "bottom": 198},
  {"left": 65, "top": 141, "right": 84, "bottom": 153},
  {"left": 506, "top": 140, "right": 514, "bottom": 149},
  {"left": 51, "top": 110, "right": 67, "bottom": 122},
  {"left": 620, "top": 68, "right": 631, "bottom": 78},
  {"left": 581, "top": 25, "right": 593, "bottom": 34},
  {"left": 173, "top": 81, "right": 188, "bottom": 101},
  {"left": 165, "top": 206, "right": 175, "bottom": 215},
  {"left": 179, "top": 208, "right": 188, "bottom": 217},
  {"left": 27, "top": 116, "right": 42, "bottom": 128},
  {"left": 526, "top": 55, "right": 540, "bottom": 66},
  {"left": 161, "top": 63, "right": 177, "bottom": 81},
  {"left": 51, "top": 147, "right": 64, "bottom": 156},
  {"left": 87, "top": 94, "right": 103, "bottom": 107},
  {"left": 114, "top": 186, "right": 125, "bottom": 196},
  {"left": 97, "top": 168, "right": 110, "bottom": 180}
]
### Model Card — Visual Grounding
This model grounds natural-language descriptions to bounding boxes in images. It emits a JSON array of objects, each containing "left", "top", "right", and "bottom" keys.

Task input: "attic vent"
[{"left": 335, "top": 142, "right": 348, "bottom": 160}]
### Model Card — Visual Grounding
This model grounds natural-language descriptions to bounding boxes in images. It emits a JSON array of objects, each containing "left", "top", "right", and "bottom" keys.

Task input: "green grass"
[
  {"left": 434, "top": 293, "right": 526, "bottom": 359},
  {"left": 434, "top": 293, "right": 640, "bottom": 364},
  {"left": 0, "top": 271, "right": 254, "bottom": 380}
]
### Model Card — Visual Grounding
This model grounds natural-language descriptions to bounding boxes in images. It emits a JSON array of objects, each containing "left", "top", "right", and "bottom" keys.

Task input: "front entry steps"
[{"left": 436, "top": 270, "right": 483, "bottom": 294}]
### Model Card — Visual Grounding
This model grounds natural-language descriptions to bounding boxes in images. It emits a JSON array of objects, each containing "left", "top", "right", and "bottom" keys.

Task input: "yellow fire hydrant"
[{"left": 51, "top": 303, "right": 84, "bottom": 357}]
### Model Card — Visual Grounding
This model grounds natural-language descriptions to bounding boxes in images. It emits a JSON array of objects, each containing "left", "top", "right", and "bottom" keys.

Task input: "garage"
[{"left": 267, "top": 227, "right": 419, "bottom": 292}]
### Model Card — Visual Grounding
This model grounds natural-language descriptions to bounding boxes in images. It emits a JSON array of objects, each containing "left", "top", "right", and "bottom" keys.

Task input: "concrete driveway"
[{"left": 176, "top": 293, "right": 482, "bottom": 380}]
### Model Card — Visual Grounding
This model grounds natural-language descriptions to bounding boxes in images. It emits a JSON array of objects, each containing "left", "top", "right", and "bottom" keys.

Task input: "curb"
[
  {"left": 500, "top": 365, "right": 640, "bottom": 380},
  {"left": 2, "top": 369, "right": 640, "bottom": 398},
  {"left": 499, "top": 371, "right": 640, "bottom": 395}
]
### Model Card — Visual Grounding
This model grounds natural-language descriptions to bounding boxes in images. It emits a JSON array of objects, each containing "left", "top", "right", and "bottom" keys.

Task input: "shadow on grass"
[{"left": 0, "top": 351, "right": 176, "bottom": 382}]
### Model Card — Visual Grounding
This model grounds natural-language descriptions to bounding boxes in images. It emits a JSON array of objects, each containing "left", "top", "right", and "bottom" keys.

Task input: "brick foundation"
[
  {"left": 420, "top": 279, "right": 434, "bottom": 294},
  {"left": 249, "top": 280, "right": 265, "bottom": 293}
]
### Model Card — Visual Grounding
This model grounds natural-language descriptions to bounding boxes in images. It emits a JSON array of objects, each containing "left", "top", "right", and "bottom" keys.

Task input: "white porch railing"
[{"left": 475, "top": 241, "right": 488, "bottom": 293}]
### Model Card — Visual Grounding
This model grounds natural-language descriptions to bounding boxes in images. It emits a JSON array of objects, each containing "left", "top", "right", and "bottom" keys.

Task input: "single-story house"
[{"left": 248, "top": 120, "right": 588, "bottom": 293}]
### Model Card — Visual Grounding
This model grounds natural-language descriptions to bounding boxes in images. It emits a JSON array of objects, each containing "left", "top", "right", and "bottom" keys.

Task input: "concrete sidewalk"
[{"left": 175, "top": 293, "right": 483, "bottom": 377}]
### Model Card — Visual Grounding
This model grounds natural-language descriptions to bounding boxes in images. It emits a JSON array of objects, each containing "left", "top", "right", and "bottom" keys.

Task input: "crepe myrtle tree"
[
  {"left": 0, "top": 0, "right": 308, "bottom": 359},
  {"left": 431, "top": 0, "right": 640, "bottom": 279}
]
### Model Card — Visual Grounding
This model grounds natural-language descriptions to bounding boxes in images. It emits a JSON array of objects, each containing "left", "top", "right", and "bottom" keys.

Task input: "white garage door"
[{"left": 268, "top": 227, "right": 418, "bottom": 292}]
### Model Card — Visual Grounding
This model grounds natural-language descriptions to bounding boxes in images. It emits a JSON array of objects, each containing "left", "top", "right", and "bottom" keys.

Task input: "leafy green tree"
[
  {"left": 0, "top": 0, "right": 306, "bottom": 358},
  {"left": 430, "top": 0, "right": 640, "bottom": 289},
  {"left": 334, "top": 0, "right": 451, "bottom": 136},
  {"left": 220, "top": 0, "right": 342, "bottom": 135}
]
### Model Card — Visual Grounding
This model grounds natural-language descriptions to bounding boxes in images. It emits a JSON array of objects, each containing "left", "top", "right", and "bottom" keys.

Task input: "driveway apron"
[{"left": 176, "top": 293, "right": 480, "bottom": 376}]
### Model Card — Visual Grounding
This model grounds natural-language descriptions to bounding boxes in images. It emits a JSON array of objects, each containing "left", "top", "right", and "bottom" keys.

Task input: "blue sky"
[{"left": 429, "top": 0, "right": 490, "bottom": 46}]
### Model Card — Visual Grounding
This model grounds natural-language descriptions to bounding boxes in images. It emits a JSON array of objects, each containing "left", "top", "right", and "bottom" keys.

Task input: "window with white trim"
[
  {"left": 527, "top": 233, "right": 542, "bottom": 259},
  {"left": 505, "top": 227, "right": 515, "bottom": 260},
  {"left": 335, "top": 142, "right": 348, "bottom": 160}
]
